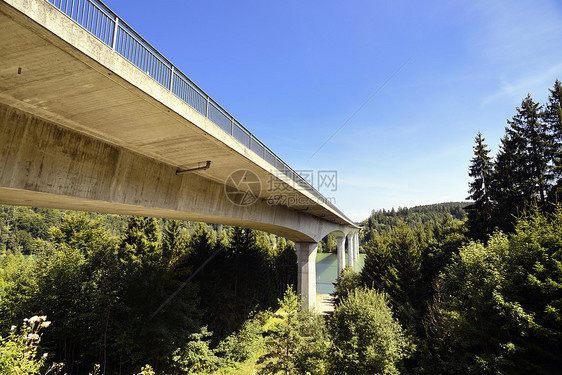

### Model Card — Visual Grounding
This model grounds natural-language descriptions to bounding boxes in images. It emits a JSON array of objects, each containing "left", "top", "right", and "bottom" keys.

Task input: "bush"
[
  {"left": 169, "top": 326, "right": 220, "bottom": 374},
  {"left": 214, "top": 312, "right": 266, "bottom": 365},
  {"left": 259, "top": 287, "right": 330, "bottom": 375},
  {"left": 330, "top": 288, "right": 409, "bottom": 375},
  {"left": 0, "top": 316, "right": 51, "bottom": 375},
  {"left": 332, "top": 265, "right": 362, "bottom": 306}
]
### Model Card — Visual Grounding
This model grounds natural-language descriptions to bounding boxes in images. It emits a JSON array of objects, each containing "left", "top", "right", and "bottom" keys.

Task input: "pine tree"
[
  {"left": 466, "top": 132, "right": 494, "bottom": 240},
  {"left": 491, "top": 132, "right": 524, "bottom": 232},
  {"left": 386, "top": 223, "right": 423, "bottom": 322},
  {"left": 161, "top": 219, "right": 188, "bottom": 271},
  {"left": 543, "top": 79, "right": 562, "bottom": 201},
  {"left": 509, "top": 95, "right": 552, "bottom": 205},
  {"left": 492, "top": 95, "right": 552, "bottom": 231},
  {"left": 113, "top": 217, "right": 166, "bottom": 370},
  {"left": 118, "top": 216, "right": 161, "bottom": 266},
  {"left": 361, "top": 231, "right": 391, "bottom": 290},
  {"left": 273, "top": 237, "right": 297, "bottom": 297},
  {"left": 361, "top": 223, "right": 423, "bottom": 325}
]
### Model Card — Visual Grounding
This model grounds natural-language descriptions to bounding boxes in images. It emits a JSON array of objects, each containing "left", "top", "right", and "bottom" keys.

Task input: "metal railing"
[{"left": 45, "top": 0, "right": 350, "bottom": 222}]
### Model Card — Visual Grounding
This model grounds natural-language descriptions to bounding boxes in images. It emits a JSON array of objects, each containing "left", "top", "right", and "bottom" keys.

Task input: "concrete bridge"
[{"left": 0, "top": 0, "right": 359, "bottom": 309}]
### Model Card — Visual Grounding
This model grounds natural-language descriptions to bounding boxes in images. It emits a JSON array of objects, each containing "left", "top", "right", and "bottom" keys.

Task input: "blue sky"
[{"left": 106, "top": 0, "right": 562, "bottom": 221}]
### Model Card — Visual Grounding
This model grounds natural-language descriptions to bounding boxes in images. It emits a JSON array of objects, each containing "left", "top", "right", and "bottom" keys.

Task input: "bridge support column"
[
  {"left": 347, "top": 233, "right": 355, "bottom": 269},
  {"left": 354, "top": 232, "right": 360, "bottom": 262},
  {"left": 336, "top": 236, "right": 346, "bottom": 276},
  {"left": 296, "top": 242, "right": 318, "bottom": 310}
]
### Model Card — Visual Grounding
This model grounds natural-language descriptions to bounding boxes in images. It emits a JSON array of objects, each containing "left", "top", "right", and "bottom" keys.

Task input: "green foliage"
[
  {"left": 169, "top": 326, "right": 220, "bottom": 374},
  {"left": 466, "top": 132, "right": 494, "bottom": 241},
  {"left": 508, "top": 206, "right": 562, "bottom": 372},
  {"left": 214, "top": 312, "right": 266, "bottom": 366},
  {"left": 362, "top": 222, "right": 425, "bottom": 325},
  {"left": 438, "top": 234, "right": 533, "bottom": 373},
  {"left": 318, "top": 233, "right": 337, "bottom": 254},
  {"left": 469, "top": 81, "right": 562, "bottom": 238},
  {"left": 136, "top": 365, "right": 156, "bottom": 375},
  {"left": 432, "top": 207, "right": 562, "bottom": 374},
  {"left": 0, "top": 252, "right": 37, "bottom": 329},
  {"left": 278, "top": 286, "right": 299, "bottom": 315},
  {"left": 332, "top": 265, "right": 362, "bottom": 306},
  {"left": 361, "top": 212, "right": 467, "bottom": 373},
  {"left": 0, "top": 206, "right": 59, "bottom": 255},
  {"left": 362, "top": 202, "right": 467, "bottom": 234},
  {"left": 330, "top": 288, "right": 409, "bottom": 375},
  {"left": 259, "top": 287, "right": 330, "bottom": 375},
  {"left": 0, "top": 316, "right": 50, "bottom": 375},
  {"left": 0, "top": 207, "right": 302, "bottom": 373},
  {"left": 193, "top": 226, "right": 283, "bottom": 340},
  {"left": 545, "top": 80, "right": 562, "bottom": 203},
  {"left": 272, "top": 238, "right": 297, "bottom": 298}
]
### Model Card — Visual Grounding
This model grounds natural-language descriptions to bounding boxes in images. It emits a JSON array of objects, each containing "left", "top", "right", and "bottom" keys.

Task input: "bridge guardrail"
[{"left": 45, "top": 0, "right": 351, "bottom": 222}]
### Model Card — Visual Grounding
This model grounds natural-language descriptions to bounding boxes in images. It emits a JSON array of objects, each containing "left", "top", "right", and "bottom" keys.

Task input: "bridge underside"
[
  {"left": 0, "top": 100, "right": 352, "bottom": 309},
  {"left": 0, "top": 0, "right": 359, "bottom": 310},
  {"left": 0, "top": 103, "right": 346, "bottom": 243},
  {"left": 0, "top": 0, "right": 351, "bottom": 229}
]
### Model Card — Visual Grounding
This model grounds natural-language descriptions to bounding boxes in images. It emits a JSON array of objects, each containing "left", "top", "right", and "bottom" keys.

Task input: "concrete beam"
[{"left": 0, "top": 103, "right": 345, "bottom": 243}]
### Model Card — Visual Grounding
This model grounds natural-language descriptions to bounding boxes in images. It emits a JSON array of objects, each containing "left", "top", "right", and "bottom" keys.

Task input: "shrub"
[
  {"left": 330, "top": 288, "right": 409, "bottom": 375},
  {"left": 0, "top": 316, "right": 51, "bottom": 375},
  {"left": 259, "top": 287, "right": 330, "bottom": 375},
  {"left": 332, "top": 265, "right": 362, "bottom": 306}
]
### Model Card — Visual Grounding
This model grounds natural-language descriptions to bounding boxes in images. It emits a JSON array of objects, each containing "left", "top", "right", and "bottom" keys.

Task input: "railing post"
[
  {"left": 206, "top": 96, "right": 209, "bottom": 118},
  {"left": 230, "top": 119, "right": 234, "bottom": 136},
  {"left": 169, "top": 66, "right": 175, "bottom": 92},
  {"left": 111, "top": 16, "right": 119, "bottom": 50}
]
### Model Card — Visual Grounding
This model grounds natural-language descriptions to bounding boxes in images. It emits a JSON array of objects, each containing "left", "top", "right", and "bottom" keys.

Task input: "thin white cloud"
[{"left": 482, "top": 62, "right": 562, "bottom": 106}]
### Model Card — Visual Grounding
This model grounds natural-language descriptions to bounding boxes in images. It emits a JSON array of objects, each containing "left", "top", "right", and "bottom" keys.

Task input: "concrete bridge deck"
[{"left": 0, "top": 0, "right": 360, "bottom": 309}]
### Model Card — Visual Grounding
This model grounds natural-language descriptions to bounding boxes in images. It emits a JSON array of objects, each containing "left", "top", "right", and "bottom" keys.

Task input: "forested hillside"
[{"left": 359, "top": 202, "right": 467, "bottom": 246}]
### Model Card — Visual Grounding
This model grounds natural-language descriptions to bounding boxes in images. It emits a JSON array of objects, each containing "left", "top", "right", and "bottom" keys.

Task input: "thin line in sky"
[{"left": 307, "top": 55, "right": 413, "bottom": 162}]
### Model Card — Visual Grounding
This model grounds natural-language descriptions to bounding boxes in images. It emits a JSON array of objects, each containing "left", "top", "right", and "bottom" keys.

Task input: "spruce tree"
[
  {"left": 492, "top": 95, "right": 552, "bottom": 231},
  {"left": 466, "top": 132, "right": 494, "bottom": 240},
  {"left": 509, "top": 95, "right": 551, "bottom": 205},
  {"left": 491, "top": 132, "right": 524, "bottom": 232},
  {"left": 161, "top": 219, "right": 188, "bottom": 272},
  {"left": 543, "top": 79, "right": 562, "bottom": 201}
]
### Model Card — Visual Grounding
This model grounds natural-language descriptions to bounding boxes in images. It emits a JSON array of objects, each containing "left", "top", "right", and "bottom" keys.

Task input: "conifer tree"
[
  {"left": 273, "top": 237, "right": 297, "bottom": 296},
  {"left": 386, "top": 223, "right": 423, "bottom": 321},
  {"left": 361, "top": 231, "right": 391, "bottom": 290},
  {"left": 510, "top": 95, "right": 551, "bottom": 205},
  {"left": 544, "top": 79, "right": 562, "bottom": 201},
  {"left": 466, "top": 132, "right": 494, "bottom": 240},
  {"left": 492, "top": 132, "right": 524, "bottom": 232},
  {"left": 161, "top": 219, "right": 187, "bottom": 270},
  {"left": 361, "top": 223, "right": 423, "bottom": 324},
  {"left": 492, "top": 95, "right": 552, "bottom": 231},
  {"left": 113, "top": 217, "right": 167, "bottom": 370}
]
